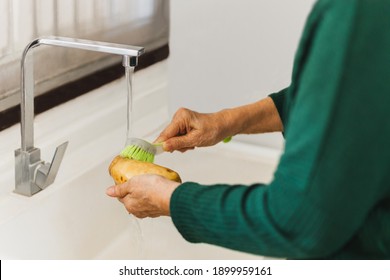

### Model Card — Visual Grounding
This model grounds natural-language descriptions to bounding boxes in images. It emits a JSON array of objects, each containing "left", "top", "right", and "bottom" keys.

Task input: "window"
[{"left": 0, "top": 0, "right": 169, "bottom": 116}]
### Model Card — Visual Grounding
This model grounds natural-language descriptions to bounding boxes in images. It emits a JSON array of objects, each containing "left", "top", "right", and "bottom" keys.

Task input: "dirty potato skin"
[{"left": 109, "top": 156, "right": 182, "bottom": 185}]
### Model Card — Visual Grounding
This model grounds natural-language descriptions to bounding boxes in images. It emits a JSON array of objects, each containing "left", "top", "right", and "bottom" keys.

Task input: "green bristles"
[{"left": 120, "top": 145, "right": 155, "bottom": 163}]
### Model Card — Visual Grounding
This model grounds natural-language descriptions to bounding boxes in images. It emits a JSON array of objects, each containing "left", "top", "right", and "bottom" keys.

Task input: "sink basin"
[{"left": 0, "top": 142, "right": 280, "bottom": 259}]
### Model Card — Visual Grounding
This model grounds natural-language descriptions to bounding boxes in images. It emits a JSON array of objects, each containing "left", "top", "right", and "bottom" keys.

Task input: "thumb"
[{"left": 106, "top": 184, "right": 128, "bottom": 198}]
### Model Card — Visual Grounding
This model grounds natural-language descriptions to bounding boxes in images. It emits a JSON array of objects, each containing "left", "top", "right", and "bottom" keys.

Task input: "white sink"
[{"left": 0, "top": 143, "right": 279, "bottom": 259}]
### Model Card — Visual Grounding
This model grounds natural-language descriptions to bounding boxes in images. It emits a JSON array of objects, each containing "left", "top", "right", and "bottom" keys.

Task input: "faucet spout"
[{"left": 15, "top": 36, "right": 144, "bottom": 196}]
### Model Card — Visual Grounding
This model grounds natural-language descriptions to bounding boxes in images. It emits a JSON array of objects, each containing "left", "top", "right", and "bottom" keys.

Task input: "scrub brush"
[
  {"left": 120, "top": 136, "right": 232, "bottom": 163},
  {"left": 120, "top": 138, "right": 164, "bottom": 163}
]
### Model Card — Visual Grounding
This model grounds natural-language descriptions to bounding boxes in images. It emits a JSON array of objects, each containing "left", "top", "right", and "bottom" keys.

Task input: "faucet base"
[{"left": 14, "top": 148, "right": 43, "bottom": 196}]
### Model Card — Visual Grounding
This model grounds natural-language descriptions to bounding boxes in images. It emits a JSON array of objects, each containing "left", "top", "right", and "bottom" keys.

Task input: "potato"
[{"left": 108, "top": 156, "right": 182, "bottom": 184}]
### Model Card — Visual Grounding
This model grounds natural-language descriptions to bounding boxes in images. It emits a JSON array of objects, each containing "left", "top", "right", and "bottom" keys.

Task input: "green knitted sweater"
[{"left": 170, "top": 0, "right": 390, "bottom": 259}]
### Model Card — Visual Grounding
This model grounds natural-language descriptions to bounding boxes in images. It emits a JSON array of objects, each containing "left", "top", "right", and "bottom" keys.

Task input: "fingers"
[
  {"left": 155, "top": 120, "right": 182, "bottom": 144},
  {"left": 163, "top": 133, "right": 198, "bottom": 152},
  {"left": 106, "top": 178, "right": 151, "bottom": 218},
  {"left": 119, "top": 195, "right": 163, "bottom": 218},
  {"left": 155, "top": 108, "right": 207, "bottom": 152},
  {"left": 155, "top": 107, "right": 227, "bottom": 152},
  {"left": 154, "top": 108, "right": 185, "bottom": 142},
  {"left": 154, "top": 108, "right": 197, "bottom": 151}
]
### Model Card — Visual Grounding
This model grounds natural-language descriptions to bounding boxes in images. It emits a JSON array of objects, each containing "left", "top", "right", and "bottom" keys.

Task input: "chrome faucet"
[{"left": 15, "top": 36, "right": 145, "bottom": 196}]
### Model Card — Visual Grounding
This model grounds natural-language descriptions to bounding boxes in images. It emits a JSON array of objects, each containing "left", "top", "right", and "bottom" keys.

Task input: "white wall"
[{"left": 168, "top": 0, "right": 316, "bottom": 149}]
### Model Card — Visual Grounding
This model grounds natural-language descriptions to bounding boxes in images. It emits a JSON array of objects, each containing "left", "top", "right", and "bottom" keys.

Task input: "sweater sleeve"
[{"left": 170, "top": 0, "right": 390, "bottom": 259}]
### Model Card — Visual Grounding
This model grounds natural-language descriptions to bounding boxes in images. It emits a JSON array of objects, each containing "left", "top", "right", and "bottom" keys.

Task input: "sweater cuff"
[
  {"left": 170, "top": 182, "right": 204, "bottom": 243},
  {"left": 268, "top": 87, "right": 289, "bottom": 125}
]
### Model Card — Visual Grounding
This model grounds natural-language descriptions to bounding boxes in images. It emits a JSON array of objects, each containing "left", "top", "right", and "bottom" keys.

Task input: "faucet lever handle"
[{"left": 35, "top": 141, "right": 69, "bottom": 189}]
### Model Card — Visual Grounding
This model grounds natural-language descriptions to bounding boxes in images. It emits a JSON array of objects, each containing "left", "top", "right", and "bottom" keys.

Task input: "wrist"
[
  {"left": 218, "top": 106, "right": 251, "bottom": 137},
  {"left": 216, "top": 108, "right": 241, "bottom": 138}
]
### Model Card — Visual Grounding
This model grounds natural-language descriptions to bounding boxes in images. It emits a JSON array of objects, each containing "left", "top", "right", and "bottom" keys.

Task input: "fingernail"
[{"left": 106, "top": 186, "right": 115, "bottom": 196}]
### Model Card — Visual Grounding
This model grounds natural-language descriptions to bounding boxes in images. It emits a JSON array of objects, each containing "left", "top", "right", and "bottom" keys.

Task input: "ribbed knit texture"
[
  {"left": 170, "top": 0, "right": 390, "bottom": 259},
  {"left": 269, "top": 87, "right": 288, "bottom": 125}
]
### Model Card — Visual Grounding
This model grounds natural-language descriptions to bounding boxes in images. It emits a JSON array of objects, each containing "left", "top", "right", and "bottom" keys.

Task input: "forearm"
[{"left": 219, "top": 97, "right": 284, "bottom": 137}]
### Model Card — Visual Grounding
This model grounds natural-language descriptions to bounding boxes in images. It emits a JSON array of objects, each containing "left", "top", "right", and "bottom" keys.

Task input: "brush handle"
[{"left": 223, "top": 136, "right": 232, "bottom": 143}]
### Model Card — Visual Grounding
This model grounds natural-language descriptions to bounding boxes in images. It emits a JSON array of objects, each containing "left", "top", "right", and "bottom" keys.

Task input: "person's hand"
[
  {"left": 106, "top": 174, "right": 180, "bottom": 218},
  {"left": 155, "top": 97, "right": 284, "bottom": 153},
  {"left": 155, "top": 107, "right": 231, "bottom": 152}
]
